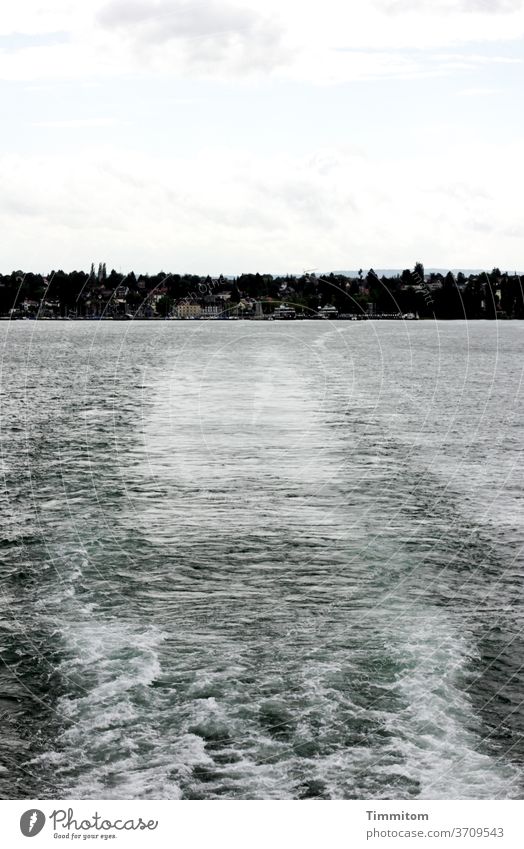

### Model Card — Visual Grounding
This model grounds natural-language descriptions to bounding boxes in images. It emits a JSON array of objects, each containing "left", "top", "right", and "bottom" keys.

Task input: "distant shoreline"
[
  {"left": 2, "top": 266, "right": 521, "bottom": 319},
  {"left": 1, "top": 316, "right": 520, "bottom": 323}
]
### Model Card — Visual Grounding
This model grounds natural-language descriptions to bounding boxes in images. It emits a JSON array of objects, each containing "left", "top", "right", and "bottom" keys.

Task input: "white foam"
[{"left": 389, "top": 606, "right": 521, "bottom": 799}]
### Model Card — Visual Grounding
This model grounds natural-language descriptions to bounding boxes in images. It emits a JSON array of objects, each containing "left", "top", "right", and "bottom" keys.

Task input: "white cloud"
[
  {"left": 30, "top": 117, "right": 120, "bottom": 128},
  {"left": 0, "top": 141, "right": 522, "bottom": 272},
  {"left": 380, "top": 0, "right": 523, "bottom": 14},
  {"left": 95, "top": 0, "right": 288, "bottom": 74},
  {"left": 0, "top": 0, "right": 523, "bottom": 82},
  {"left": 0, "top": 2, "right": 522, "bottom": 272},
  {"left": 97, "top": 0, "right": 269, "bottom": 42},
  {"left": 456, "top": 85, "right": 503, "bottom": 95},
  {"left": 0, "top": 2, "right": 85, "bottom": 36}
]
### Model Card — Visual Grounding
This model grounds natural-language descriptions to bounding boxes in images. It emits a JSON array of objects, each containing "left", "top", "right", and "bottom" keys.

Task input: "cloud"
[
  {"left": 30, "top": 118, "right": 120, "bottom": 128},
  {"left": 1, "top": 140, "right": 523, "bottom": 273},
  {"left": 0, "top": 31, "right": 70, "bottom": 50},
  {"left": 456, "top": 85, "right": 503, "bottom": 95},
  {"left": 463, "top": 0, "right": 523, "bottom": 11},
  {"left": 0, "top": 2, "right": 82, "bottom": 36},
  {"left": 98, "top": 0, "right": 261, "bottom": 41},
  {"left": 95, "top": 0, "right": 287, "bottom": 74},
  {"left": 379, "top": 0, "right": 523, "bottom": 14},
  {"left": 0, "top": 0, "right": 522, "bottom": 82},
  {"left": 0, "top": 2, "right": 522, "bottom": 275}
]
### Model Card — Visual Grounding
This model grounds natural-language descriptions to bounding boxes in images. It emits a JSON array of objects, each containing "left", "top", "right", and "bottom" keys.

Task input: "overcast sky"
[{"left": 1, "top": 0, "right": 523, "bottom": 274}]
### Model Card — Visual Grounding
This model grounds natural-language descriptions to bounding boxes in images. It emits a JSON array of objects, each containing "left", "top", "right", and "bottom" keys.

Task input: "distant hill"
[{"left": 328, "top": 269, "right": 485, "bottom": 278}]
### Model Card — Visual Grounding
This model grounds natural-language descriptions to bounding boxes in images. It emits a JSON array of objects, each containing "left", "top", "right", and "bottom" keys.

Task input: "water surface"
[{"left": 0, "top": 320, "right": 522, "bottom": 799}]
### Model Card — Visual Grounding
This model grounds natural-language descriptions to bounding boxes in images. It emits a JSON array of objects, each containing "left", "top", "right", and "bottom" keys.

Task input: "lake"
[{"left": 0, "top": 320, "right": 522, "bottom": 799}]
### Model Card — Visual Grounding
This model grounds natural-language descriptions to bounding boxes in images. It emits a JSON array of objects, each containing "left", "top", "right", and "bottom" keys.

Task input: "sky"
[{"left": 0, "top": 0, "right": 523, "bottom": 274}]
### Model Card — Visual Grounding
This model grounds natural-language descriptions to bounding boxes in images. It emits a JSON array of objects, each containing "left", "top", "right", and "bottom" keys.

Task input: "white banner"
[{"left": 1, "top": 800, "right": 521, "bottom": 849}]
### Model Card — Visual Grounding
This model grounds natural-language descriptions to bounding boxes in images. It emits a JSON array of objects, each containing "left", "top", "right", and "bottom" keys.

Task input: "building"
[
  {"left": 176, "top": 302, "right": 202, "bottom": 319},
  {"left": 202, "top": 305, "right": 221, "bottom": 319},
  {"left": 318, "top": 304, "right": 338, "bottom": 319},
  {"left": 273, "top": 303, "right": 296, "bottom": 319}
]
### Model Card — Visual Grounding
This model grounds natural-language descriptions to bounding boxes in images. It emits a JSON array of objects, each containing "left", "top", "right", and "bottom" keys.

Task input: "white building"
[
  {"left": 202, "top": 305, "right": 221, "bottom": 319},
  {"left": 318, "top": 304, "right": 338, "bottom": 319},
  {"left": 273, "top": 303, "right": 296, "bottom": 319}
]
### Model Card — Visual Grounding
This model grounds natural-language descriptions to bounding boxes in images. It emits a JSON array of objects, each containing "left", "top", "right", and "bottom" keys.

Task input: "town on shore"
[{"left": 1, "top": 263, "right": 522, "bottom": 321}]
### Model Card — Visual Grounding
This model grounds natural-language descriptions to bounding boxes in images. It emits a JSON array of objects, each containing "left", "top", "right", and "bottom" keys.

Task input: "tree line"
[{"left": 1, "top": 262, "right": 522, "bottom": 319}]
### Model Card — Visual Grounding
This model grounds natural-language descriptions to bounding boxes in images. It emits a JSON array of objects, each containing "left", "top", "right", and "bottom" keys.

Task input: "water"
[{"left": 0, "top": 319, "right": 522, "bottom": 800}]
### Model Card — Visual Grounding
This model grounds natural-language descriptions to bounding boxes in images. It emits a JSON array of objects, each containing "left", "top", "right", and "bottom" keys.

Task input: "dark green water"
[{"left": 0, "top": 320, "right": 522, "bottom": 799}]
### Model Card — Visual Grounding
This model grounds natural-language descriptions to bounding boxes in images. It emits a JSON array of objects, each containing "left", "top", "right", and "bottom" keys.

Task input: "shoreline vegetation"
[{"left": 2, "top": 262, "right": 522, "bottom": 321}]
